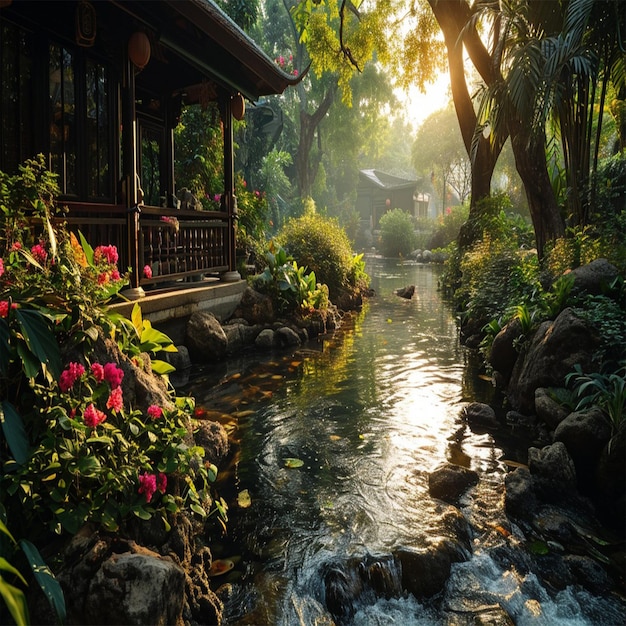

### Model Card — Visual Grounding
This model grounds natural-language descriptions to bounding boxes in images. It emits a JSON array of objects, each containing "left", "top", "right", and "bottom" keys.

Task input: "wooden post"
[
  {"left": 121, "top": 53, "right": 144, "bottom": 298},
  {"left": 221, "top": 93, "right": 241, "bottom": 282}
]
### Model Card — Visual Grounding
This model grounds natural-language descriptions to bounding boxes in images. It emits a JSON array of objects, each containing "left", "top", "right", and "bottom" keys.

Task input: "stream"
[{"left": 185, "top": 256, "right": 625, "bottom": 625}]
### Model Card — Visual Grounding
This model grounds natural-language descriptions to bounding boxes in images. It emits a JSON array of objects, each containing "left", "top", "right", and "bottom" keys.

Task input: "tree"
[{"left": 412, "top": 105, "right": 470, "bottom": 212}]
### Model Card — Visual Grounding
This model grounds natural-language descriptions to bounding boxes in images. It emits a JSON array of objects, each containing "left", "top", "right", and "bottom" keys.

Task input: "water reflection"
[{"left": 185, "top": 258, "right": 503, "bottom": 622}]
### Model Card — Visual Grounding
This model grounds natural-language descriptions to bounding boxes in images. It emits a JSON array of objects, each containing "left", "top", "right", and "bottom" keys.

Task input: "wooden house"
[
  {"left": 356, "top": 169, "right": 430, "bottom": 229},
  {"left": 0, "top": 0, "right": 297, "bottom": 310}
]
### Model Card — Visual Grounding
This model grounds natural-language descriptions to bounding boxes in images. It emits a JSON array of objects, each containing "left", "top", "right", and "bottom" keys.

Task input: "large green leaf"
[
  {"left": 15, "top": 308, "right": 61, "bottom": 379},
  {"left": 19, "top": 539, "right": 66, "bottom": 624},
  {"left": 150, "top": 359, "right": 176, "bottom": 375},
  {"left": 0, "top": 577, "right": 29, "bottom": 626},
  {"left": 0, "top": 401, "right": 29, "bottom": 465}
]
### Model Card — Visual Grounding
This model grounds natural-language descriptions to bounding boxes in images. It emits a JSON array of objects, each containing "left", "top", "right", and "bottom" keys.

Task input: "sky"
[{"left": 395, "top": 71, "right": 452, "bottom": 130}]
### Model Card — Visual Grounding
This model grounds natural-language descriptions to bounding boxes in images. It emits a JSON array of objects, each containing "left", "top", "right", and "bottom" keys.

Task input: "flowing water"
[{"left": 185, "top": 256, "right": 625, "bottom": 625}]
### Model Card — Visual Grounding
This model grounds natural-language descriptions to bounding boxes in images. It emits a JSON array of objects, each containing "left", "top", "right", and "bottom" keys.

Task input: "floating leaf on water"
[
  {"left": 329, "top": 435, "right": 342, "bottom": 441},
  {"left": 237, "top": 489, "right": 251, "bottom": 508},
  {"left": 284, "top": 457, "right": 304, "bottom": 468},
  {"left": 207, "top": 559, "right": 235, "bottom": 577},
  {"left": 271, "top": 375, "right": 283, "bottom": 380},
  {"left": 358, "top": 434, "right": 365, "bottom": 440},
  {"left": 478, "top": 374, "right": 492, "bottom": 381},
  {"left": 233, "top": 410, "right": 255, "bottom": 418},
  {"left": 386, "top": 318, "right": 392, "bottom": 323},
  {"left": 290, "top": 361, "right": 302, "bottom": 367}
]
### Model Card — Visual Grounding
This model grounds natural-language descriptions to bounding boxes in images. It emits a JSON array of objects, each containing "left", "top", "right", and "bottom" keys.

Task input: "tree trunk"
[
  {"left": 509, "top": 124, "right": 565, "bottom": 258},
  {"left": 428, "top": 0, "right": 503, "bottom": 251},
  {"left": 296, "top": 84, "right": 337, "bottom": 198}
]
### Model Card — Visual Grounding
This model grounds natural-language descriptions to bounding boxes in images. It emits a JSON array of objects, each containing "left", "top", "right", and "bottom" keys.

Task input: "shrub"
[
  {"left": 378, "top": 208, "right": 417, "bottom": 257},
  {"left": 278, "top": 205, "right": 364, "bottom": 300},
  {"left": 428, "top": 205, "right": 469, "bottom": 249}
]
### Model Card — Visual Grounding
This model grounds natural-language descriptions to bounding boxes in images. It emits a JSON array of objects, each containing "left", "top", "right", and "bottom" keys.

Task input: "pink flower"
[
  {"left": 106, "top": 386, "right": 124, "bottom": 412},
  {"left": 0, "top": 301, "right": 8, "bottom": 318},
  {"left": 103, "top": 362, "right": 124, "bottom": 389},
  {"left": 147, "top": 404, "right": 163, "bottom": 420},
  {"left": 111, "top": 269, "right": 121, "bottom": 281},
  {"left": 0, "top": 258, "right": 4, "bottom": 277},
  {"left": 143, "top": 265, "right": 153, "bottom": 279},
  {"left": 138, "top": 472, "right": 157, "bottom": 503},
  {"left": 156, "top": 472, "right": 167, "bottom": 493},
  {"left": 97, "top": 272, "right": 109, "bottom": 285},
  {"left": 213, "top": 194, "right": 221, "bottom": 203},
  {"left": 84, "top": 403, "right": 107, "bottom": 428},
  {"left": 293, "top": 69, "right": 299, "bottom": 77},
  {"left": 94, "top": 245, "right": 118, "bottom": 265},
  {"left": 10, "top": 242, "right": 21, "bottom": 252},
  {"left": 59, "top": 362, "right": 86, "bottom": 392},
  {"left": 31, "top": 243, "right": 47, "bottom": 264},
  {"left": 91, "top": 362, "right": 104, "bottom": 382}
]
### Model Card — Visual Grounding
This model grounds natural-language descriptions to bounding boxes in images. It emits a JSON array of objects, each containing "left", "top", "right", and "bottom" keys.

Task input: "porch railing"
[{"left": 64, "top": 202, "right": 231, "bottom": 288}]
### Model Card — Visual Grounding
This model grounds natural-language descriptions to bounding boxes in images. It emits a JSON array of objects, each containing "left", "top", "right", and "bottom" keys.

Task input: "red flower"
[
  {"left": 0, "top": 258, "right": 4, "bottom": 277},
  {"left": 138, "top": 472, "right": 157, "bottom": 503},
  {"left": 106, "top": 386, "right": 124, "bottom": 412},
  {"left": 143, "top": 265, "right": 153, "bottom": 279},
  {"left": 59, "top": 362, "right": 86, "bottom": 392},
  {"left": 84, "top": 403, "right": 107, "bottom": 428},
  {"left": 147, "top": 404, "right": 163, "bottom": 420},
  {"left": 31, "top": 243, "right": 48, "bottom": 264},
  {"left": 0, "top": 301, "right": 8, "bottom": 318},
  {"left": 91, "top": 362, "right": 105, "bottom": 382},
  {"left": 94, "top": 245, "right": 118, "bottom": 265},
  {"left": 103, "top": 362, "right": 124, "bottom": 389}
]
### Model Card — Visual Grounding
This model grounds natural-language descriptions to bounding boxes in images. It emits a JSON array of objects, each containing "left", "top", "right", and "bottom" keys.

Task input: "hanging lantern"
[
  {"left": 231, "top": 93, "right": 245, "bottom": 120},
  {"left": 76, "top": 0, "right": 96, "bottom": 47},
  {"left": 128, "top": 31, "right": 151, "bottom": 70}
]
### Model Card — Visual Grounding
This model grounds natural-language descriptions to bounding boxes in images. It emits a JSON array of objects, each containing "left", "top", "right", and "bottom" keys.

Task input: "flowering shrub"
[
  {"left": 0, "top": 158, "right": 225, "bottom": 538},
  {"left": 2, "top": 357, "right": 218, "bottom": 535},
  {"left": 275, "top": 52, "right": 299, "bottom": 77}
]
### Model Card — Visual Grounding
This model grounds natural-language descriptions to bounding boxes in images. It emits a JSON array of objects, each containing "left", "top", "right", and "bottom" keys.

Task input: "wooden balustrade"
[{"left": 63, "top": 202, "right": 231, "bottom": 287}]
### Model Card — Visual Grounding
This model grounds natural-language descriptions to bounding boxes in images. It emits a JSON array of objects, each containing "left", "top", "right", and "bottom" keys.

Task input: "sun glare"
[{"left": 395, "top": 71, "right": 451, "bottom": 130}]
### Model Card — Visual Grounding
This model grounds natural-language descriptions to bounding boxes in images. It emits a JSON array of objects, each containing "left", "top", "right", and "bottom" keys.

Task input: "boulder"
[
  {"left": 255, "top": 328, "right": 275, "bottom": 350},
  {"left": 507, "top": 309, "right": 599, "bottom": 414},
  {"left": 85, "top": 552, "right": 185, "bottom": 625},
  {"left": 504, "top": 467, "right": 538, "bottom": 520},
  {"left": 193, "top": 420, "right": 230, "bottom": 465},
  {"left": 461, "top": 402, "right": 499, "bottom": 430},
  {"left": 395, "top": 537, "right": 468, "bottom": 599},
  {"left": 527, "top": 442, "right": 577, "bottom": 500},
  {"left": 231, "top": 286, "right": 274, "bottom": 324},
  {"left": 568, "top": 259, "right": 619, "bottom": 297},
  {"left": 489, "top": 318, "right": 523, "bottom": 386},
  {"left": 275, "top": 326, "right": 302, "bottom": 347},
  {"left": 534, "top": 387, "right": 570, "bottom": 430},
  {"left": 428, "top": 463, "right": 479, "bottom": 504},
  {"left": 222, "top": 321, "right": 261, "bottom": 355},
  {"left": 186, "top": 312, "right": 228, "bottom": 362},
  {"left": 554, "top": 407, "right": 611, "bottom": 480},
  {"left": 395, "top": 285, "right": 415, "bottom": 299}
]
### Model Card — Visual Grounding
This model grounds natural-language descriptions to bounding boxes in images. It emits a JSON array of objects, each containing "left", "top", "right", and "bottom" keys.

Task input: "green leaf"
[
  {"left": 16, "top": 308, "right": 62, "bottom": 379},
  {"left": 131, "top": 303, "right": 143, "bottom": 336},
  {"left": 78, "top": 230, "right": 94, "bottom": 266},
  {"left": 16, "top": 341, "right": 41, "bottom": 379},
  {"left": 0, "top": 558, "right": 28, "bottom": 586},
  {"left": 150, "top": 359, "right": 176, "bottom": 375},
  {"left": 0, "top": 578, "right": 30, "bottom": 626},
  {"left": 0, "top": 401, "right": 30, "bottom": 465},
  {"left": 132, "top": 507, "right": 151, "bottom": 520},
  {"left": 19, "top": 539, "right": 66, "bottom": 624},
  {"left": 284, "top": 457, "right": 304, "bottom": 468},
  {"left": 78, "top": 455, "right": 101, "bottom": 476},
  {"left": 190, "top": 503, "right": 206, "bottom": 516}
]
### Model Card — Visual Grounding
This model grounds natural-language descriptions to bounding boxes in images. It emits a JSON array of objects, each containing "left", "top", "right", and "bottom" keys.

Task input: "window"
[
  {"left": 49, "top": 44, "right": 113, "bottom": 200},
  {"left": 0, "top": 22, "right": 34, "bottom": 173}
]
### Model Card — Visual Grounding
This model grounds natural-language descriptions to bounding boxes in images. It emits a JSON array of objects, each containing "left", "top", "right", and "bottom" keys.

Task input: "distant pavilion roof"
[{"left": 359, "top": 169, "right": 418, "bottom": 191}]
